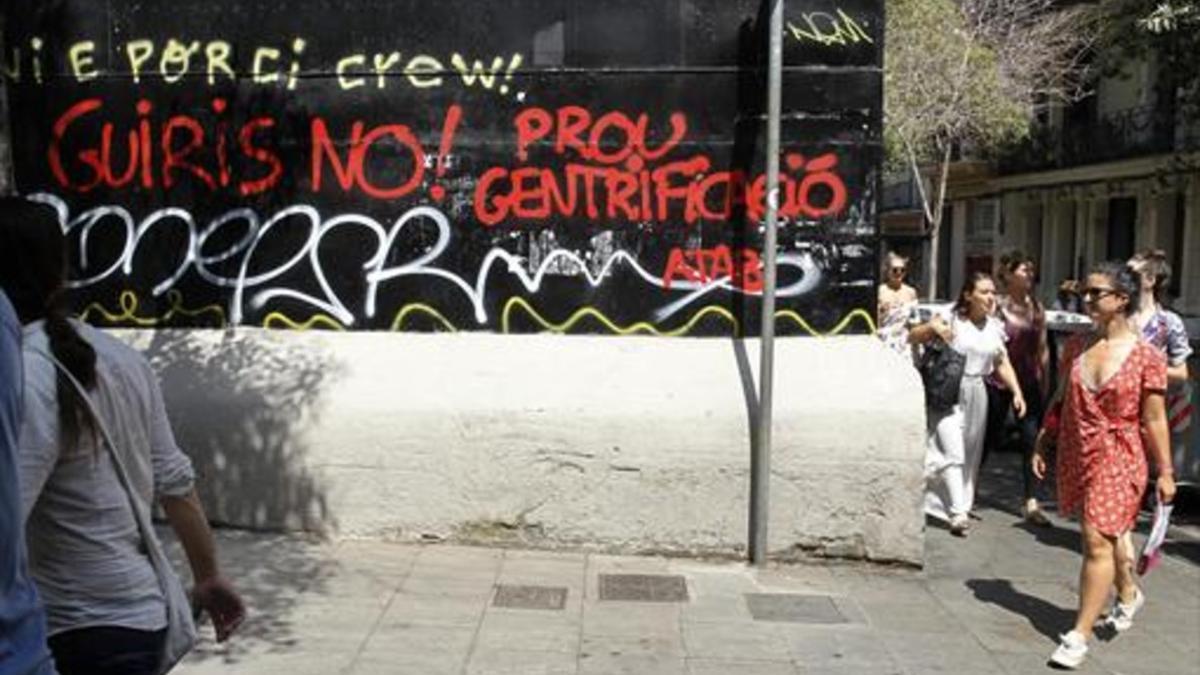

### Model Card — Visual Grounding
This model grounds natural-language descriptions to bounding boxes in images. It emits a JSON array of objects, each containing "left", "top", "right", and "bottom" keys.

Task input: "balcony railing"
[
  {"left": 998, "top": 104, "right": 1198, "bottom": 174},
  {"left": 881, "top": 175, "right": 923, "bottom": 211}
]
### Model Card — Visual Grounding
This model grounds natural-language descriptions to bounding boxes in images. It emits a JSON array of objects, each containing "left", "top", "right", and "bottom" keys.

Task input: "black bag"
[{"left": 918, "top": 338, "right": 965, "bottom": 412}]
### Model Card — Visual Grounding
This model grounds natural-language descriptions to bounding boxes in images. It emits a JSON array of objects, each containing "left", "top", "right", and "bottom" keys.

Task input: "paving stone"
[
  {"left": 477, "top": 611, "right": 581, "bottom": 652},
  {"left": 879, "top": 631, "right": 1005, "bottom": 674},
  {"left": 493, "top": 584, "right": 569, "bottom": 610},
  {"left": 351, "top": 652, "right": 465, "bottom": 675},
  {"left": 989, "top": 650, "right": 1113, "bottom": 675},
  {"left": 783, "top": 625, "right": 897, "bottom": 668},
  {"left": 383, "top": 592, "right": 488, "bottom": 627},
  {"left": 174, "top": 651, "right": 357, "bottom": 675},
  {"left": 465, "top": 648, "right": 578, "bottom": 675},
  {"left": 680, "top": 594, "right": 756, "bottom": 624},
  {"left": 401, "top": 572, "right": 498, "bottom": 598},
  {"left": 744, "top": 593, "right": 850, "bottom": 625},
  {"left": 681, "top": 622, "right": 791, "bottom": 661},
  {"left": 686, "top": 658, "right": 798, "bottom": 675},
  {"left": 583, "top": 601, "right": 682, "bottom": 638},
  {"left": 358, "top": 623, "right": 476, "bottom": 659},
  {"left": 581, "top": 633, "right": 685, "bottom": 660},
  {"left": 599, "top": 573, "right": 689, "bottom": 602},
  {"left": 579, "top": 652, "right": 687, "bottom": 675},
  {"left": 854, "top": 598, "right": 963, "bottom": 633},
  {"left": 1090, "top": 631, "right": 1196, "bottom": 675}
]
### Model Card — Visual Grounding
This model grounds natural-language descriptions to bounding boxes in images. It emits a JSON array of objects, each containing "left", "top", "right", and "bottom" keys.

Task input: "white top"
[
  {"left": 947, "top": 313, "right": 1007, "bottom": 377},
  {"left": 19, "top": 321, "right": 194, "bottom": 635}
]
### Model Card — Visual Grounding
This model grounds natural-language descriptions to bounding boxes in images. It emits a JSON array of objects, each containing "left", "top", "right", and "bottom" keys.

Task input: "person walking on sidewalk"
[
  {"left": 1032, "top": 262, "right": 1175, "bottom": 670},
  {"left": 0, "top": 198, "right": 246, "bottom": 675},
  {"left": 911, "top": 272, "right": 1026, "bottom": 537},
  {"left": 877, "top": 251, "right": 919, "bottom": 364},
  {"left": 0, "top": 289, "right": 56, "bottom": 675},
  {"left": 987, "top": 251, "right": 1052, "bottom": 525},
  {"left": 1128, "top": 249, "right": 1192, "bottom": 443}
]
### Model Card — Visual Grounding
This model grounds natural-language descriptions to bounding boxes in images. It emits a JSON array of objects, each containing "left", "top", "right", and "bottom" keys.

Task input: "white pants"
[{"left": 924, "top": 375, "right": 988, "bottom": 522}]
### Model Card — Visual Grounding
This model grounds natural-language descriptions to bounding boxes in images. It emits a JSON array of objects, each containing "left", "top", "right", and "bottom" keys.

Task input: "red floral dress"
[{"left": 1055, "top": 337, "right": 1167, "bottom": 536}]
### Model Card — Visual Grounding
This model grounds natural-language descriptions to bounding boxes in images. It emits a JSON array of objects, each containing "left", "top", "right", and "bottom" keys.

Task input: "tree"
[
  {"left": 1106, "top": 1, "right": 1199, "bottom": 129},
  {"left": 885, "top": 0, "right": 1099, "bottom": 299},
  {"left": 1138, "top": 2, "right": 1198, "bottom": 34}
]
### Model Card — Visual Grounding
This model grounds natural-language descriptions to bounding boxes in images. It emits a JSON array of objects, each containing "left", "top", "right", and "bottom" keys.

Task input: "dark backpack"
[{"left": 918, "top": 338, "right": 965, "bottom": 412}]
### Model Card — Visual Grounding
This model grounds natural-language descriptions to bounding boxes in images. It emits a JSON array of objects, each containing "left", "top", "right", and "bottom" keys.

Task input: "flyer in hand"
[{"left": 1136, "top": 501, "right": 1174, "bottom": 575}]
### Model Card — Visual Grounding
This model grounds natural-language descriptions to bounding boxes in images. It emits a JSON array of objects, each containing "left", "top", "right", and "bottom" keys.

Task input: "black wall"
[{"left": 4, "top": 0, "right": 882, "bottom": 335}]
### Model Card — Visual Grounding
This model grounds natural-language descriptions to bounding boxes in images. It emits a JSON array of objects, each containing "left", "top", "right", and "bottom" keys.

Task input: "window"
[{"left": 1107, "top": 197, "right": 1137, "bottom": 262}]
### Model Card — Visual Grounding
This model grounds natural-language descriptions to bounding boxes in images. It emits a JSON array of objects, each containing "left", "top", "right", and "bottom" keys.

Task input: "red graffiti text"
[
  {"left": 48, "top": 97, "right": 282, "bottom": 196},
  {"left": 662, "top": 245, "right": 763, "bottom": 292}
]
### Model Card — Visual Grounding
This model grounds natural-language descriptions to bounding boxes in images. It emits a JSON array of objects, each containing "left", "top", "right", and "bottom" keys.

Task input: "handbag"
[
  {"left": 43, "top": 353, "right": 197, "bottom": 674},
  {"left": 918, "top": 337, "right": 966, "bottom": 412}
]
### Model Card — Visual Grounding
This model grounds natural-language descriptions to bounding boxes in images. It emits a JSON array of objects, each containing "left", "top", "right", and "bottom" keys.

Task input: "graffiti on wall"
[{"left": 4, "top": 0, "right": 883, "bottom": 336}]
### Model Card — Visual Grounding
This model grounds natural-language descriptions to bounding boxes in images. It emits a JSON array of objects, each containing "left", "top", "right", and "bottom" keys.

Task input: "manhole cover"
[
  {"left": 744, "top": 593, "right": 848, "bottom": 624},
  {"left": 493, "top": 584, "right": 568, "bottom": 610},
  {"left": 598, "top": 574, "right": 689, "bottom": 602}
]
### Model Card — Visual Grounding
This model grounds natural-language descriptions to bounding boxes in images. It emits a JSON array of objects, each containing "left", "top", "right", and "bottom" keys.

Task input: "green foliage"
[
  {"left": 884, "top": 0, "right": 1049, "bottom": 172},
  {"left": 883, "top": 0, "right": 1097, "bottom": 298},
  {"left": 1139, "top": 2, "right": 1198, "bottom": 33},
  {"left": 1103, "top": 1, "right": 1199, "bottom": 115}
]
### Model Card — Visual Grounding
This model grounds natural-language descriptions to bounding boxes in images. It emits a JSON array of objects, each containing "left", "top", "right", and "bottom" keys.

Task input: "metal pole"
[{"left": 750, "top": 0, "right": 784, "bottom": 566}]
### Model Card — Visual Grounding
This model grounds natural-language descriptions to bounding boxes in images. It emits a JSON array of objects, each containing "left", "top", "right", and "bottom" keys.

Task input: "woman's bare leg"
[
  {"left": 1074, "top": 523, "right": 1115, "bottom": 638},
  {"left": 1113, "top": 531, "right": 1138, "bottom": 604}
]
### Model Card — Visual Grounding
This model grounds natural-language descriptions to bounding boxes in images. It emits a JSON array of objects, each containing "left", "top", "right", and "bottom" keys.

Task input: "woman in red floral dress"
[{"left": 1032, "top": 262, "right": 1175, "bottom": 670}]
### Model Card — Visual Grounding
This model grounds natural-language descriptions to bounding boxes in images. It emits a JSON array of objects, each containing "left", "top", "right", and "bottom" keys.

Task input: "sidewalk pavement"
[{"left": 170, "top": 457, "right": 1200, "bottom": 675}]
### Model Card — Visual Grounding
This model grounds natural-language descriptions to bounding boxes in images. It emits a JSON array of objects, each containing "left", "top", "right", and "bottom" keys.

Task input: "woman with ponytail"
[{"left": 0, "top": 197, "right": 244, "bottom": 675}]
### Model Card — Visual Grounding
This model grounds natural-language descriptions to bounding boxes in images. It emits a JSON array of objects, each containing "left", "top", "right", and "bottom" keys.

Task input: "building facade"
[{"left": 885, "top": 53, "right": 1200, "bottom": 313}]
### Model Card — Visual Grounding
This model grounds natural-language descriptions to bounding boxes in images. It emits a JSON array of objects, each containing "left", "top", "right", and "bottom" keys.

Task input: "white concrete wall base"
[{"left": 115, "top": 330, "right": 927, "bottom": 565}]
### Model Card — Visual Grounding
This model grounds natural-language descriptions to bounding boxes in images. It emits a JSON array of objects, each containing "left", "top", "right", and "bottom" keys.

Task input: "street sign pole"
[{"left": 750, "top": 0, "right": 784, "bottom": 566}]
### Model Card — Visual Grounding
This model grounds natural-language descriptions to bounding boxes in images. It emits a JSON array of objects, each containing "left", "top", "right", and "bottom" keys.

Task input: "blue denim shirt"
[{"left": 0, "top": 291, "right": 55, "bottom": 675}]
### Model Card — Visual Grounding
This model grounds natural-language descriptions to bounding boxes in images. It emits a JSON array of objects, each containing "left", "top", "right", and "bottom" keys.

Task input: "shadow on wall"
[{"left": 142, "top": 329, "right": 341, "bottom": 533}]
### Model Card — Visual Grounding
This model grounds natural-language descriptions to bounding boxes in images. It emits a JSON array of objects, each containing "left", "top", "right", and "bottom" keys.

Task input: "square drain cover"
[
  {"left": 599, "top": 574, "right": 688, "bottom": 602},
  {"left": 745, "top": 593, "right": 848, "bottom": 624},
  {"left": 493, "top": 584, "right": 568, "bottom": 610}
]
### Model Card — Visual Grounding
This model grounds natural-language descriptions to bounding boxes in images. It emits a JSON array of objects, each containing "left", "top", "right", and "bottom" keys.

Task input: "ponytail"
[{"left": 44, "top": 300, "right": 97, "bottom": 449}]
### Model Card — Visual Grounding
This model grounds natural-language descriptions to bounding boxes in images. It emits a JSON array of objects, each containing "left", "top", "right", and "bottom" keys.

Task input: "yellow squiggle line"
[
  {"left": 261, "top": 312, "right": 346, "bottom": 331},
  {"left": 390, "top": 304, "right": 458, "bottom": 332},
  {"left": 78, "top": 290, "right": 876, "bottom": 337},
  {"left": 80, "top": 290, "right": 226, "bottom": 327},
  {"left": 774, "top": 308, "right": 877, "bottom": 336},
  {"left": 502, "top": 297, "right": 740, "bottom": 336}
]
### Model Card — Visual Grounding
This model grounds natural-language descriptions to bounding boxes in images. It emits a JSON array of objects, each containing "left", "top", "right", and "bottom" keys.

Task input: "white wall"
[{"left": 116, "top": 330, "right": 929, "bottom": 564}]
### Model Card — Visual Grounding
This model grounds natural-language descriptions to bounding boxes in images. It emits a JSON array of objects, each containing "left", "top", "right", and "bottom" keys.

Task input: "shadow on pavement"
[
  {"left": 1012, "top": 519, "right": 1081, "bottom": 554},
  {"left": 144, "top": 328, "right": 343, "bottom": 665},
  {"left": 965, "top": 578, "right": 1075, "bottom": 641},
  {"left": 162, "top": 529, "right": 338, "bottom": 666}
]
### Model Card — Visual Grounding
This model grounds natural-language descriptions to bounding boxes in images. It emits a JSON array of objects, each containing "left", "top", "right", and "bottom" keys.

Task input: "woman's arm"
[
  {"left": 1163, "top": 312, "right": 1192, "bottom": 385},
  {"left": 160, "top": 491, "right": 246, "bottom": 641},
  {"left": 1167, "top": 362, "right": 1189, "bottom": 384},
  {"left": 1142, "top": 392, "right": 1176, "bottom": 504},
  {"left": 908, "top": 315, "right": 952, "bottom": 345}
]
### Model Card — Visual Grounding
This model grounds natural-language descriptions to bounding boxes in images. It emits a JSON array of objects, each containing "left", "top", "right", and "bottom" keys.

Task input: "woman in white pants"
[{"left": 911, "top": 272, "right": 1026, "bottom": 536}]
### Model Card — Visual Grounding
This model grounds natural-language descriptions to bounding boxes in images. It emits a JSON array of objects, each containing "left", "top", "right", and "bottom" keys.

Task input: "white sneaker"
[
  {"left": 949, "top": 514, "right": 970, "bottom": 537},
  {"left": 1106, "top": 588, "right": 1145, "bottom": 633},
  {"left": 1048, "top": 630, "right": 1088, "bottom": 669}
]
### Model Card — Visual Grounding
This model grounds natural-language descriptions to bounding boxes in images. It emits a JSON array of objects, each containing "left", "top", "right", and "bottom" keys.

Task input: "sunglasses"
[{"left": 1081, "top": 287, "right": 1120, "bottom": 301}]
